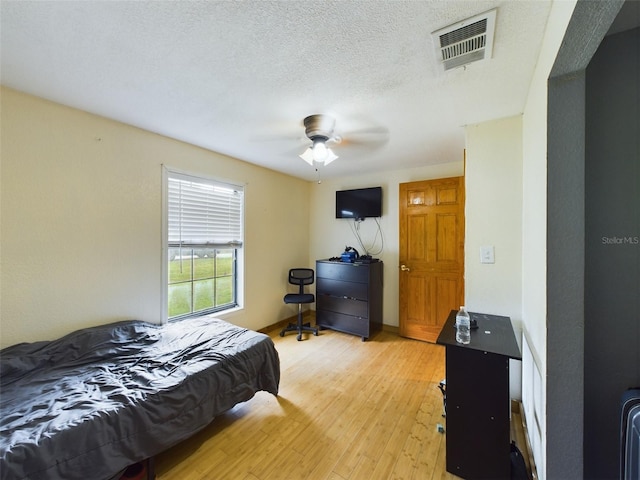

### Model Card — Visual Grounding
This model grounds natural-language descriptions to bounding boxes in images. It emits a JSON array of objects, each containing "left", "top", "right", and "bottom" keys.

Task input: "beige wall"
[
  {"left": 465, "top": 115, "right": 523, "bottom": 400},
  {"left": 465, "top": 115, "right": 523, "bottom": 319},
  {"left": 0, "top": 87, "right": 310, "bottom": 347},
  {"left": 308, "top": 163, "right": 464, "bottom": 327},
  {"left": 0, "top": 85, "right": 511, "bottom": 348}
]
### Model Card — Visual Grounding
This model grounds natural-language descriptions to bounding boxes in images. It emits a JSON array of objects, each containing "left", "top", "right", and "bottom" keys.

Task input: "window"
[{"left": 164, "top": 170, "right": 243, "bottom": 320}]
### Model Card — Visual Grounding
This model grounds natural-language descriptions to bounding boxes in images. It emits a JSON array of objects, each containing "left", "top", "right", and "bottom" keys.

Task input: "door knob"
[{"left": 400, "top": 264, "right": 411, "bottom": 272}]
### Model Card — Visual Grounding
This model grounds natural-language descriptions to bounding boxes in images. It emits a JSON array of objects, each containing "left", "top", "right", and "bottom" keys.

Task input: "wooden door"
[{"left": 399, "top": 177, "right": 465, "bottom": 342}]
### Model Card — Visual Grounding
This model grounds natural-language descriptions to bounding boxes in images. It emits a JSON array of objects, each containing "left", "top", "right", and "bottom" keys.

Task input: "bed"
[{"left": 0, "top": 316, "right": 280, "bottom": 480}]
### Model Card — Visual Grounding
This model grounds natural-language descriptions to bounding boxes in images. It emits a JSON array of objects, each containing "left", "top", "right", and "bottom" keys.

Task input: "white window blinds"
[{"left": 168, "top": 173, "right": 243, "bottom": 247}]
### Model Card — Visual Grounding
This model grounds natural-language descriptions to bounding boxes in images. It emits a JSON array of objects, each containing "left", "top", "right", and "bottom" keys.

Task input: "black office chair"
[{"left": 280, "top": 268, "right": 319, "bottom": 341}]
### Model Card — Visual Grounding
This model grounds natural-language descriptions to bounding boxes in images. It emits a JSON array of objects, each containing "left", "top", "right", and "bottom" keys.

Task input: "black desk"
[{"left": 436, "top": 310, "right": 521, "bottom": 479}]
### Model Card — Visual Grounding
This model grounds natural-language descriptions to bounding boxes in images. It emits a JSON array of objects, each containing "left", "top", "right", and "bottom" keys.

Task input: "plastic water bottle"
[{"left": 455, "top": 306, "right": 471, "bottom": 344}]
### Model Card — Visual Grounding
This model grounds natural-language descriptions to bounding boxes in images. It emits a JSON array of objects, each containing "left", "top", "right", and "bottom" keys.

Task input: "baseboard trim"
[
  {"left": 259, "top": 312, "right": 400, "bottom": 337},
  {"left": 382, "top": 324, "right": 399, "bottom": 335}
]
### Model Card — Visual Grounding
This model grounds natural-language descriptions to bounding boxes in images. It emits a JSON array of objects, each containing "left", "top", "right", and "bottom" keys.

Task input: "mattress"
[{"left": 0, "top": 317, "right": 280, "bottom": 480}]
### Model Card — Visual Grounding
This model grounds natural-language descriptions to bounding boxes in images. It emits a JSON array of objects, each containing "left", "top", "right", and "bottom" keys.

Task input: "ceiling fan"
[
  {"left": 254, "top": 113, "right": 388, "bottom": 168},
  {"left": 296, "top": 113, "right": 389, "bottom": 168},
  {"left": 298, "top": 114, "right": 341, "bottom": 166}
]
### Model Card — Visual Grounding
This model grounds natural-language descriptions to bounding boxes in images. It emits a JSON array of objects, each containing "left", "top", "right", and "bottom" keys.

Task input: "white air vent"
[{"left": 432, "top": 9, "right": 497, "bottom": 71}]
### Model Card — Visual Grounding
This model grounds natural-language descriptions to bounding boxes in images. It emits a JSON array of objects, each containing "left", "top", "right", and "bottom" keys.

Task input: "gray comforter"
[{"left": 0, "top": 317, "right": 280, "bottom": 480}]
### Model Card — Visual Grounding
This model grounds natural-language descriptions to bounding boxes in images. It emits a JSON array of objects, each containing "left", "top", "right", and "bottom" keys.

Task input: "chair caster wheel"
[
  {"left": 314, "top": 330, "right": 318, "bottom": 336},
  {"left": 279, "top": 331, "right": 285, "bottom": 337},
  {"left": 297, "top": 334, "right": 302, "bottom": 341}
]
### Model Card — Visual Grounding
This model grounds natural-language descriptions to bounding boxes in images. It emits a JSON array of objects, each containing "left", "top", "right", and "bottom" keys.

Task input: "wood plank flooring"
[{"left": 155, "top": 324, "right": 457, "bottom": 480}]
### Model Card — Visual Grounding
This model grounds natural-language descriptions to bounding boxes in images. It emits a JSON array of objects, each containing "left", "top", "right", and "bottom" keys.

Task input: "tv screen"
[{"left": 336, "top": 186, "right": 382, "bottom": 219}]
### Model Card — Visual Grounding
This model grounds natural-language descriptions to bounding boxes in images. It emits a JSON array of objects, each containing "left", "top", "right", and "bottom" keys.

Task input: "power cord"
[{"left": 349, "top": 217, "right": 384, "bottom": 257}]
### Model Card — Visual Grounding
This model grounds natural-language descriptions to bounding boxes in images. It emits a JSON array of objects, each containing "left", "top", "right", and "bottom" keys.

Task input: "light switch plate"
[{"left": 480, "top": 246, "right": 495, "bottom": 264}]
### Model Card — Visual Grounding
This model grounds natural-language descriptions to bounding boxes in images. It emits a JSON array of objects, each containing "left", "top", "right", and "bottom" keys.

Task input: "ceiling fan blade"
[
  {"left": 249, "top": 117, "right": 308, "bottom": 144},
  {"left": 339, "top": 137, "right": 389, "bottom": 152},
  {"left": 337, "top": 125, "right": 389, "bottom": 151},
  {"left": 342, "top": 126, "right": 390, "bottom": 136},
  {"left": 252, "top": 115, "right": 389, "bottom": 160}
]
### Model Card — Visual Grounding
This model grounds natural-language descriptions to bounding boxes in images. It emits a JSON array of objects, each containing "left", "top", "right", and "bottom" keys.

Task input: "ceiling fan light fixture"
[
  {"left": 323, "top": 147, "right": 338, "bottom": 165},
  {"left": 299, "top": 137, "right": 339, "bottom": 166},
  {"left": 298, "top": 114, "right": 340, "bottom": 167},
  {"left": 312, "top": 138, "right": 328, "bottom": 161},
  {"left": 299, "top": 147, "right": 315, "bottom": 166}
]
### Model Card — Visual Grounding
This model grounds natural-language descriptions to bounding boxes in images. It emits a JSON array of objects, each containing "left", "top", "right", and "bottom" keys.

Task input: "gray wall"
[
  {"left": 584, "top": 26, "right": 640, "bottom": 479},
  {"left": 546, "top": 1, "right": 625, "bottom": 478}
]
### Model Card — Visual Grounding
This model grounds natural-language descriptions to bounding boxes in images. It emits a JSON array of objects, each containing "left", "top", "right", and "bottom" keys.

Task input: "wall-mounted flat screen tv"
[{"left": 336, "top": 186, "right": 382, "bottom": 220}]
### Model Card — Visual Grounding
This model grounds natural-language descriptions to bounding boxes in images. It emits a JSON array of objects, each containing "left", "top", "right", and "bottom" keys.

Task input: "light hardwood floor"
[{"left": 155, "top": 324, "right": 457, "bottom": 480}]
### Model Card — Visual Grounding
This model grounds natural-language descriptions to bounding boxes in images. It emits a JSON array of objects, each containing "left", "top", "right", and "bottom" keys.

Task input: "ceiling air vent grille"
[{"left": 432, "top": 9, "right": 497, "bottom": 71}]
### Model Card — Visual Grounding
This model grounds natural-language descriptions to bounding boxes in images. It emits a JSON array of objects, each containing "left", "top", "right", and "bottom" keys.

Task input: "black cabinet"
[
  {"left": 315, "top": 260, "right": 383, "bottom": 341},
  {"left": 436, "top": 310, "right": 521, "bottom": 479}
]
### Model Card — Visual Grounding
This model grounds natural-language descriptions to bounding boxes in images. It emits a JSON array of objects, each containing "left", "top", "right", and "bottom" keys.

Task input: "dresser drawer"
[
  {"left": 316, "top": 310, "right": 370, "bottom": 339},
  {"left": 317, "top": 294, "right": 368, "bottom": 318},
  {"left": 316, "top": 262, "right": 369, "bottom": 283},
  {"left": 316, "top": 278, "right": 368, "bottom": 300}
]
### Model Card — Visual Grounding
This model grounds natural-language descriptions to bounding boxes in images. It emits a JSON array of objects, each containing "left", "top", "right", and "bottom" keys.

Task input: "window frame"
[{"left": 162, "top": 167, "right": 244, "bottom": 322}]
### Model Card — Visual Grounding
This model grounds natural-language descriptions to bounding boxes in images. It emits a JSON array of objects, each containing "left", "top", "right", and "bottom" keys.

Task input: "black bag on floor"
[{"left": 510, "top": 441, "right": 530, "bottom": 480}]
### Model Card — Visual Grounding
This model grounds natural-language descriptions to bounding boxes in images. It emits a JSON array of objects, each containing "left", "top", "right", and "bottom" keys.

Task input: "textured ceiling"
[{"left": 1, "top": 0, "right": 554, "bottom": 181}]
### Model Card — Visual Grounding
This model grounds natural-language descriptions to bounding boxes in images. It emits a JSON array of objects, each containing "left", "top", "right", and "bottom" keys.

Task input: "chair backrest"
[{"left": 289, "top": 268, "right": 314, "bottom": 294}]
